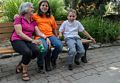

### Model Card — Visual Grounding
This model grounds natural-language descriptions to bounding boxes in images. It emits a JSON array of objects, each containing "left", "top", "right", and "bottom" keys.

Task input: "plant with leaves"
[
  {"left": 64, "top": 0, "right": 80, "bottom": 10},
  {"left": 104, "top": 0, "right": 120, "bottom": 16},
  {"left": 80, "top": 16, "right": 120, "bottom": 43},
  {"left": 48, "top": 0, "right": 67, "bottom": 20},
  {"left": 3, "top": 0, "right": 40, "bottom": 22},
  {"left": 3, "top": 0, "right": 67, "bottom": 22}
]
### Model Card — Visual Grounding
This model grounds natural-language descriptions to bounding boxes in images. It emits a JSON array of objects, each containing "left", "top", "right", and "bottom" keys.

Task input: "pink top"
[{"left": 11, "top": 16, "right": 37, "bottom": 41}]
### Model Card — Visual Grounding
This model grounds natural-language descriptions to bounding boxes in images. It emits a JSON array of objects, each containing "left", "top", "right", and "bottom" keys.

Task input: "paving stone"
[
  {"left": 0, "top": 69, "right": 2, "bottom": 73},
  {"left": 60, "top": 70, "right": 74, "bottom": 77},
  {"left": 36, "top": 78, "right": 48, "bottom": 83},
  {"left": 72, "top": 67, "right": 85, "bottom": 73},
  {"left": 6, "top": 74, "right": 18, "bottom": 81},
  {"left": 95, "top": 66, "right": 107, "bottom": 72},
  {"left": 72, "top": 72, "right": 87, "bottom": 80},
  {"left": 92, "top": 62, "right": 104, "bottom": 67},
  {"left": 47, "top": 75, "right": 59, "bottom": 82},
  {"left": 64, "top": 76, "right": 75, "bottom": 81},
  {"left": 84, "top": 69, "right": 98, "bottom": 75},
  {"left": 111, "top": 62, "right": 120, "bottom": 67},
  {"left": 1, "top": 65, "right": 15, "bottom": 72},
  {"left": 49, "top": 79, "right": 70, "bottom": 83},
  {"left": 49, "top": 80, "right": 60, "bottom": 83},
  {"left": 82, "top": 64, "right": 95, "bottom": 70}
]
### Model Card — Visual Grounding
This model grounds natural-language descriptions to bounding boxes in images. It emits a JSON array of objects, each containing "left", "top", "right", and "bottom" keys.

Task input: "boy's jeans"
[{"left": 65, "top": 37, "right": 85, "bottom": 65}]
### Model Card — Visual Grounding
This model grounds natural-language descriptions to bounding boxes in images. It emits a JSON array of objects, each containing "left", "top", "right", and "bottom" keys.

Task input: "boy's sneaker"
[
  {"left": 81, "top": 56, "right": 87, "bottom": 63},
  {"left": 68, "top": 64, "right": 73, "bottom": 70},
  {"left": 74, "top": 61, "right": 80, "bottom": 65}
]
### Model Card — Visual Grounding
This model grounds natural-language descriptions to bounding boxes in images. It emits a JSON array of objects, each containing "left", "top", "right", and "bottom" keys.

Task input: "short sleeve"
[
  {"left": 33, "top": 21, "right": 37, "bottom": 27},
  {"left": 51, "top": 15, "right": 57, "bottom": 29},
  {"left": 78, "top": 21, "right": 85, "bottom": 32},
  {"left": 13, "top": 16, "right": 22, "bottom": 25},
  {"left": 59, "top": 21, "right": 65, "bottom": 32}
]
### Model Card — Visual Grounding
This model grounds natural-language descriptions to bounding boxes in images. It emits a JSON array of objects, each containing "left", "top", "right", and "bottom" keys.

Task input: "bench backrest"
[
  {"left": 0, "top": 22, "right": 14, "bottom": 40},
  {"left": 0, "top": 21, "right": 63, "bottom": 40}
]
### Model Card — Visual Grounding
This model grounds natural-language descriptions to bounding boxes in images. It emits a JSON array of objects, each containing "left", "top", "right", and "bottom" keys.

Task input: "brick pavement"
[{"left": 0, "top": 46, "right": 120, "bottom": 83}]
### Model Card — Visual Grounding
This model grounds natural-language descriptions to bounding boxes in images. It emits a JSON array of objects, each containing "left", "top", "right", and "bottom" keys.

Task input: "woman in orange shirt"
[{"left": 32, "top": 0, "right": 63, "bottom": 72}]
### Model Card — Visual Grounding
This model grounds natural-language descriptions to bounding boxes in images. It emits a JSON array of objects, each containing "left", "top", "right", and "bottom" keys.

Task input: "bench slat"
[
  {"left": 0, "top": 22, "right": 13, "bottom": 28},
  {"left": 0, "top": 47, "right": 15, "bottom": 54},
  {"left": 0, "top": 28, "right": 14, "bottom": 33},
  {"left": 0, "top": 33, "right": 12, "bottom": 39}
]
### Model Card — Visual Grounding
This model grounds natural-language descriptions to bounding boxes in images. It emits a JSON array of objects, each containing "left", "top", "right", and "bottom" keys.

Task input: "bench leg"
[{"left": 81, "top": 43, "right": 89, "bottom": 63}]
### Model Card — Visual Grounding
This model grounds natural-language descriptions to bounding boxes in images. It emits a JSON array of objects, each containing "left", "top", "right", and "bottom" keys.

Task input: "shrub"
[
  {"left": 3, "top": 0, "right": 67, "bottom": 22},
  {"left": 3, "top": 0, "right": 40, "bottom": 22},
  {"left": 48, "top": 0, "right": 67, "bottom": 20},
  {"left": 80, "top": 16, "right": 120, "bottom": 43}
]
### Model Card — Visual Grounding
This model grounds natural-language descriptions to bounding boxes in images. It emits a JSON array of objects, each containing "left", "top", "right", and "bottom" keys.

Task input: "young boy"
[{"left": 59, "top": 9, "right": 96, "bottom": 70}]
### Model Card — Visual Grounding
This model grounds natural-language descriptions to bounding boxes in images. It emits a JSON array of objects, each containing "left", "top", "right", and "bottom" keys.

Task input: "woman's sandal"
[
  {"left": 16, "top": 64, "right": 22, "bottom": 73},
  {"left": 22, "top": 72, "right": 30, "bottom": 81}
]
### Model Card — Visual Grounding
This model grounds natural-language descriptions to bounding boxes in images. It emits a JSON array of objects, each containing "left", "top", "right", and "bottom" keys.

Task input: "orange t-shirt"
[{"left": 32, "top": 13, "right": 57, "bottom": 39}]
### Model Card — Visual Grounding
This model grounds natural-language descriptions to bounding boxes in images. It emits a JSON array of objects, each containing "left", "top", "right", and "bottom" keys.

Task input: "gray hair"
[{"left": 19, "top": 2, "right": 33, "bottom": 15}]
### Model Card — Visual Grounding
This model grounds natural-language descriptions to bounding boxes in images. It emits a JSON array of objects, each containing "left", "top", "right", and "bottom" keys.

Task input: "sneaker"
[
  {"left": 81, "top": 56, "right": 87, "bottom": 63},
  {"left": 68, "top": 64, "right": 73, "bottom": 70},
  {"left": 74, "top": 61, "right": 80, "bottom": 65}
]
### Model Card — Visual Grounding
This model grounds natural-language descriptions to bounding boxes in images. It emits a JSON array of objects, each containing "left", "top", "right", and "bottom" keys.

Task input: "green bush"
[
  {"left": 3, "top": 0, "right": 40, "bottom": 22},
  {"left": 80, "top": 16, "right": 120, "bottom": 43},
  {"left": 3, "top": 0, "right": 67, "bottom": 22},
  {"left": 48, "top": 0, "right": 67, "bottom": 20}
]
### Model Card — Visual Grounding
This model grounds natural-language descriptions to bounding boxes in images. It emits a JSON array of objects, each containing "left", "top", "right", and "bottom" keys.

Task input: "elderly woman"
[{"left": 10, "top": 2, "right": 49, "bottom": 81}]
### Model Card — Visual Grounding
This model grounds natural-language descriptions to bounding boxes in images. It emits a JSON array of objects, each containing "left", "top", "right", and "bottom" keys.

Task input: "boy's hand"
[
  {"left": 90, "top": 38, "right": 96, "bottom": 44},
  {"left": 58, "top": 35, "right": 62, "bottom": 39}
]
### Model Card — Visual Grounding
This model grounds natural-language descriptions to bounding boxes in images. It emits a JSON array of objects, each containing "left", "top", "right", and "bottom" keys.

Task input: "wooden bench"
[{"left": 0, "top": 21, "right": 92, "bottom": 62}]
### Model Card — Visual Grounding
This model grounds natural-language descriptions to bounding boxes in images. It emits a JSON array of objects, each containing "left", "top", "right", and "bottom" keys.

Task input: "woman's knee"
[
  {"left": 55, "top": 43, "right": 63, "bottom": 51},
  {"left": 23, "top": 49, "right": 32, "bottom": 56}
]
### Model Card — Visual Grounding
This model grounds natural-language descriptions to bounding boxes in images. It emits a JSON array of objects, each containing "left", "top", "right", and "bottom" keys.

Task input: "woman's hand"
[
  {"left": 31, "top": 40, "right": 42, "bottom": 44},
  {"left": 46, "top": 38, "right": 51, "bottom": 48}
]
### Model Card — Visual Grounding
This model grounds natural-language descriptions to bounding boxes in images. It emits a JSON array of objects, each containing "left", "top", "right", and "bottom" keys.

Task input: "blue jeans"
[
  {"left": 49, "top": 36, "right": 63, "bottom": 60},
  {"left": 65, "top": 37, "right": 85, "bottom": 65},
  {"left": 37, "top": 36, "right": 63, "bottom": 67}
]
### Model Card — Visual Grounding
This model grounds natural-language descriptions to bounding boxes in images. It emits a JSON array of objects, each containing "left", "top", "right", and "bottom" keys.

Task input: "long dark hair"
[{"left": 37, "top": 0, "right": 51, "bottom": 17}]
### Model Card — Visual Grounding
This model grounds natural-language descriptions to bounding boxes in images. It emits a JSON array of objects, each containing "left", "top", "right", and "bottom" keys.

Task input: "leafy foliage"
[
  {"left": 3, "top": 0, "right": 40, "bottom": 22},
  {"left": 2, "top": 0, "right": 67, "bottom": 22},
  {"left": 48, "top": 0, "right": 67, "bottom": 20},
  {"left": 80, "top": 16, "right": 120, "bottom": 43}
]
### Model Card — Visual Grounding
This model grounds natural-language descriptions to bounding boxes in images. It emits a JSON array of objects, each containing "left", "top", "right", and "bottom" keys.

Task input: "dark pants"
[{"left": 11, "top": 40, "right": 42, "bottom": 65}]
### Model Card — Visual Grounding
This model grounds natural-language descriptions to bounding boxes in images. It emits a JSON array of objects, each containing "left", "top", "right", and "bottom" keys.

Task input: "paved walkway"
[{"left": 0, "top": 46, "right": 120, "bottom": 83}]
